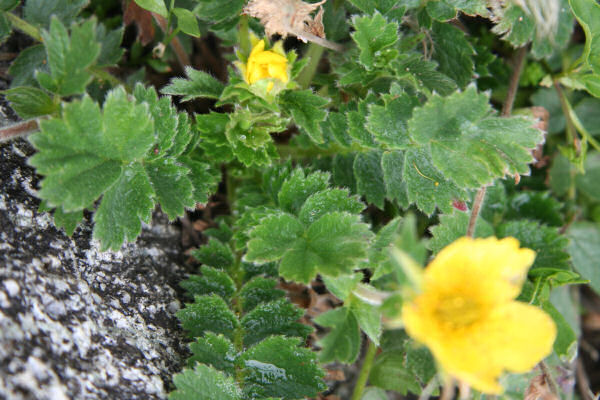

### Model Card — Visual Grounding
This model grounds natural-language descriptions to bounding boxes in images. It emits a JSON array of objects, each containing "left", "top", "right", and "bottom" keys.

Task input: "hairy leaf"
[
  {"left": 314, "top": 307, "right": 360, "bottom": 364},
  {"left": 180, "top": 266, "right": 236, "bottom": 300},
  {"left": 188, "top": 333, "right": 236, "bottom": 375},
  {"left": 279, "top": 90, "right": 328, "bottom": 144},
  {"left": 177, "top": 295, "right": 239, "bottom": 339},
  {"left": 162, "top": 67, "right": 225, "bottom": 101},
  {"left": 351, "top": 13, "right": 399, "bottom": 70},
  {"left": 242, "top": 299, "right": 312, "bottom": 346},
  {"left": 170, "top": 364, "right": 242, "bottom": 400}
]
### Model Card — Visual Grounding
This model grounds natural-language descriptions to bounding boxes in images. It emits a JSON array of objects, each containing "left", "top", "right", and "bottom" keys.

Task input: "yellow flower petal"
[
  {"left": 241, "top": 37, "right": 289, "bottom": 86},
  {"left": 424, "top": 237, "right": 535, "bottom": 304},
  {"left": 402, "top": 236, "right": 555, "bottom": 394}
]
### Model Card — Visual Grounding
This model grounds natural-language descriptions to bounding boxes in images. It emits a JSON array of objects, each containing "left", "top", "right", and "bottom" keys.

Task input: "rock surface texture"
[{"left": 0, "top": 138, "right": 187, "bottom": 399}]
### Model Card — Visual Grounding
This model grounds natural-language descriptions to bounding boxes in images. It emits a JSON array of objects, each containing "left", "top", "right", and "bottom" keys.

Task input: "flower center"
[{"left": 434, "top": 295, "right": 483, "bottom": 328}]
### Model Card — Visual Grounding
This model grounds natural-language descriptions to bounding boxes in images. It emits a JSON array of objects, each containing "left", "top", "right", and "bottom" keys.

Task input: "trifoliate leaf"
[
  {"left": 366, "top": 94, "right": 417, "bottom": 148},
  {"left": 351, "top": 13, "right": 399, "bottom": 70},
  {"left": 246, "top": 212, "right": 305, "bottom": 262},
  {"left": 277, "top": 169, "right": 330, "bottom": 215},
  {"left": 314, "top": 307, "right": 360, "bottom": 364},
  {"left": 37, "top": 17, "right": 100, "bottom": 96},
  {"left": 408, "top": 87, "right": 543, "bottom": 188},
  {"left": 431, "top": 21, "right": 475, "bottom": 88},
  {"left": 29, "top": 88, "right": 153, "bottom": 211},
  {"left": 177, "top": 295, "right": 239, "bottom": 339},
  {"left": 3, "top": 86, "right": 59, "bottom": 119},
  {"left": 240, "top": 336, "right": 326, "bottom": 399},
  {"left": 188, "top": 333, "right": 236, "bottom": 375},
  {"left": 567, "top": 222, "right": 600, "bottom": 294},
  {"left": 93, "top": 163, "right": 154, "bottom": 250},
  {"left": 282, "top": 212, "right": 373, "bottom": 283},
  {"left": 173, "top": 7, "right": 200, "bottom": 37},
  {"left": 162, "top": 66, "right": 225, "bottom": 101},
  {"left": 170, "top": 364, "right": 242, "bottom": 400},
  {"left": 428, "top": 210, "right": 494, "bottom": 254},
  {"left": 279, "top": 90, "right": 328, "bottom": 144},
  {"left": 239, "top": 277, "right": 285, "bottom": 312},
  {"left": 242, "top": 299, "right": 312, "bottom": 346},
  {"left": 24, "top": 0, "right": 87, "bottom": 28},
  {"left": 354, "top": 151, "right": 387, "bottom": 209},
  {"left": 180, "top": 266, "right": 236, "bottom": 300},
  {"left": 192, "top": 238, "right": 235, "bottom": 269},
  {"left": 134, "top": 0, "right": 168, "bottom": 17},
  {"left": 298, "top": 188, "right": 365, "bottom": 225}
]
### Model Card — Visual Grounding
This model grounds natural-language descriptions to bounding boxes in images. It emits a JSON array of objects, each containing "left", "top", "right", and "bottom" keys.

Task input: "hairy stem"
[
  {"left": 439, "top": 378, "right": 455, "bottom": 400},
  {"left": 297, "top": 43, "right": 325, "bottom": 89},
  {"left": 467, "top": 45, "right": 528, "bottom": 237},
  {"left": 5, "top": 12, "right": 42, "bottom": 41},
  {"left": 0, "top": 119, "right": 40, "bottom": 142},
  {"left": 351, "top": 339, "right": 378, "bottom": 400}
]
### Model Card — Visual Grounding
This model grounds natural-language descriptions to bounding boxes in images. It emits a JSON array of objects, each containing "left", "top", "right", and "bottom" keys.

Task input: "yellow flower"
[
  {"left": 241, "top": 39, "right": 288, "bottom": 91},
  {"left": 402, "top": 236, "right": 556, "bottom": 394}
]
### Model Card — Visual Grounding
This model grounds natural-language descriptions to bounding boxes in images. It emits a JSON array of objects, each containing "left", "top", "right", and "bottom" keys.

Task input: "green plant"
[{"left": 2, "top": 0, "right": 600, "bottom": 398}]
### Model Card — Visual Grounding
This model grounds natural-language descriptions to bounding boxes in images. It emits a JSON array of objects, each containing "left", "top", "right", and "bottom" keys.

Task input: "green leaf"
[
  {"left": 370, "top": 330, "right": 436, "bottom": 395},
  {"left": 242, "top": 299, "right": 312, "bottom": 346},
  {"left": 279, "top": 90, "right": 328, "bottom": 143},
  {"left": 173, "top": 7, "right": 200, "bottom": 37},
  {"left": 569, "top": 0, "right": 600, "bottom": 73},
  {"left": 408, "top": 87, "right": 543, "bottom": 188},
  {"left": 541, "top": 300, "right": 577, "bottom": 361},
  {"left": 179, "top": 156, "right": 219, "bottom": 204},
  {"left": 567, "top": 222, "right": 600, "bottom": 294},
  {"left": 24, "top": 0, "right": 87, "bottom": 28},
  {"left": 246, "top": 212, "right": 305, "bottom": 261},
  {"left": 29, "top": 90, "right": 151, "bottom": 211},
  {"left": 349, "top": 296, "right": 382, "bottom": 345},
  {"left": 162, "top": 66, "right": 225, "bottom": 101},
  {"left": 196, "top": 112, "right": 234, "bottom": 162},
  {"left": 321, "top": 273, "right": 362, "bottom": 301},
  {"left": 3, "top": 86, "right": 58, "bottom": 119},
  {"left": 347, "top": 95, "right": 378, "bottom": 147},
  {"left": 366, "top": 94, "right": 417, "bottom": 148},
  {"left": 93, "top": 163, "right": 154, "bottom": 250},
  {"left": 496, "top": 221, "right": 572, "bottom": 281},
  {"left": 145, "top": 159, "right": 194, "bottom": 220},
  {"left": 0, "top": 0, "right": 18, "bottom": 12},
  {"left": 225, "top": 110, "right": 283, "bottom": 167},
  {"left": 134, "top": 0, "right": 168, "bottom": 17},
  {"left": 314, "top": 307, "right": 361, "bottom": 364},
  {"left": 298, "top": 189, "right": 365, "bottom": 225},
  {"left": 576, "top": 152, "right": 600, "bottom": 201},
  {"left": 431, "top": 21, "right": 475, "bottom": 88},
  {"left": 53, "top": 207, "right": 83, "bottom": 236},
  {"left": 505, "top": 192, "right": 563, "bottom": 227},
  {"left": 351, "top": 13, "right": 399, "bottom": 70},
  {"left": 180, "top": 266, "right": 236, "bottom": 300},
  {"left": 426, "top": 0, "right": 456, "bottom": 21},
  {"left": 96, "top": 23, "right": 124, "bottom": 67},
  {"left": 192, "top": 238, "right": 234, "bottom": 269},
  {"left": 240, "top": 336, "right": 326, "bottom": 399},
  {"left": 492, "top": 4, "right": 535, "bottom": 48},
  {"left": 188, "top": 333, "right": 236, "bottom": 374},
  {"left": 381, "top": 151, "right": 409, "bottom": 208},
  {"left": 38, "top": 17, "right": 101, "bottom": 96},
  {"left": 170, "top": 364, "right": 242, "bottom": 400},
  {"left": 176, "top": 295, "right": 239, "bottom": 339},
  {"left": 193, "top": 0, "right": 244, "bottom": 23},
  {"left": 394, "top": 54, "right": 457, "bottom": 96},
  {"left": 277, "top": 169, "right": 330, "bottom": 215},
  {"left": 428, "top": 210, "right": 494, "bottom": 254},
  {"left": 280, "top": 213, "right": 373, "bottom": 283},
  {"left": 354, "top": 151, "right": 387, "bottom": 209},
  {"left": 239, "top": 277, "right": 285, "bottom": 312},
  {"left": 8, "top": 44, "right": 47, "bottom": 87}
]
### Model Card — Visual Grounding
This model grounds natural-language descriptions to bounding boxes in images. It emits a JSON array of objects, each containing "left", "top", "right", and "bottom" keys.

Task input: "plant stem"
[
  {"left": 555, "top": 81, "right": 600, "bottom": 152},
  {"left": 539, "top": 360, "right": 561, "bottom": 397},
  {"left": 5, "top": 12, "right": 42, "bottom": 41},
  {"left": 467, "top": 45, "right": 528, "bottom": 237},
  {"left": 297, "top": 43, "right": 325, "bottom": 89},
  {"left": 554, "top": 81, "right": 577, "bottom": 145},
  {"left": 0, "top": 119, "right": 40, "bottom": 142},
  {"left": 350, "top": 339, "right": 378, "bottom": 400}
]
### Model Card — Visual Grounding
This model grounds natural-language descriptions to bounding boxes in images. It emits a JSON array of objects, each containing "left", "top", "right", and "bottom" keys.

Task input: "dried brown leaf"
[
  {"left": 525, "top": 374, "right": 559, "bottom": 400},
  {"left": 123, "top": 0, "right": 156, "bottom": 46}
]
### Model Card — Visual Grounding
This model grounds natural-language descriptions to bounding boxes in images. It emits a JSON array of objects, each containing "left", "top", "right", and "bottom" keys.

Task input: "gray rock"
[{"left": 0, "top": 139, "right": 188, "bottom": 399}]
